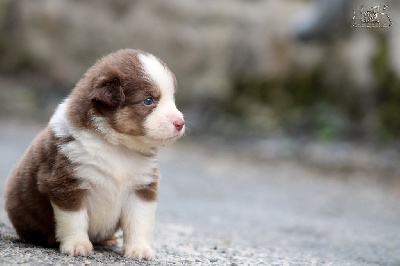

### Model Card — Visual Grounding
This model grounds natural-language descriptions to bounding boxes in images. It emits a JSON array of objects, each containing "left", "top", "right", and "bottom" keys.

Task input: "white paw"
[
  {"left": 124, "top": 244, "right": 155, "bottom": 260},
  {"left": 60, "top": 238, "right": 93, "bottom": 256}
]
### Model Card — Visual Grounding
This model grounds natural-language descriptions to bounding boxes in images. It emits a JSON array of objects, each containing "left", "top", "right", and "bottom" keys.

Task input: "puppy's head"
[{"left": 68, "top": 49, "right": 185, "bottom": 149}]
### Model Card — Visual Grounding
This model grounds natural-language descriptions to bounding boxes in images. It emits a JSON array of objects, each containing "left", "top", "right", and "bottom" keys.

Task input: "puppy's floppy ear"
[{"left": 90, "top": 72, "right": 125, "bottom": 108}]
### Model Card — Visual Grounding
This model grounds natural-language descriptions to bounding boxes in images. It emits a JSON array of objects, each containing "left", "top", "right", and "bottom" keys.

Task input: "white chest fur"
[
  {"left": 60, "top": 137, "right": 157, "bottom": 242},
  {"left": 60, "top": 133, "right": 157, "bottom": 188},
  {"left": 50, "top": 100, "right": 158, "bottom": 242}
]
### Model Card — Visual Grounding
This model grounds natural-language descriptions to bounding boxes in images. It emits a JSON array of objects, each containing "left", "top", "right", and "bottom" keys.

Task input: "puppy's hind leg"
[{"left": 97, "top": 234, "right": 120, "bottom": 247}]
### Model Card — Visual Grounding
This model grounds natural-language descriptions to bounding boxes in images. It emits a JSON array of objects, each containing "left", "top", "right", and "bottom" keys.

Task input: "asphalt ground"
[{"left": 1, "top": 121, "right": 400, "bottom": 265}]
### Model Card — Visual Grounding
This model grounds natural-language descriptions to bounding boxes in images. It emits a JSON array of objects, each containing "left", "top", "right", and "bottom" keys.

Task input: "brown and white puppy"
[{"left": 5, "top": 49, "right": 185, "bottom": 260}]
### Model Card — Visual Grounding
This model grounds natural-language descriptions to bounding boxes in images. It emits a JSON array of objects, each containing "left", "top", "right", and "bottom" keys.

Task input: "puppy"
[{"left": 5, "top": 49, "right": 185, "bottom": 260}]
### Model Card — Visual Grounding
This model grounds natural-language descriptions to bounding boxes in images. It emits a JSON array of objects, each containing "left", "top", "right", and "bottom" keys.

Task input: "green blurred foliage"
[
  {"left": 226, "top": 63, "right": 347, "bottom": 140},
  {"left": 373, "top": 36, "right": 400, "bottom": 141},
  {"left": 227, "top": 34, "right": 400, "bottom": 142}
]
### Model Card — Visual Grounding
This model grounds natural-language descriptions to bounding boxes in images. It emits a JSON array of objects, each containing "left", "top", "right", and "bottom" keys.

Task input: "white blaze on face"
[{"left": 138, "top": 53, "right": 184, "bottom": 142}]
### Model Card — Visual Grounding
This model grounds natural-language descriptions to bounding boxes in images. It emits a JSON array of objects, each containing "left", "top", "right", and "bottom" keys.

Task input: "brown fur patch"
[
  {"left": 135, "top": 169, "right": 160, "bottom": 202},
  {"left": 5, "top": 127, "right": 85, "bottom": 246},
  {"left": 90, "top": 73, "right": 125, "bottom": 108}
]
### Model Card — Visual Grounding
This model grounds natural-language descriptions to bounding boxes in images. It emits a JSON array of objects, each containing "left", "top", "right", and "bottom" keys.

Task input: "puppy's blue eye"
[{"left": 144, "top": 97, "right": 154, "bottom": 106}]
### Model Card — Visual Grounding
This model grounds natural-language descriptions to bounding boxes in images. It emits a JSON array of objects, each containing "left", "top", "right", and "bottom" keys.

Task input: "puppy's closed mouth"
[{"left": 150, "top": 132, "right": 185, "bottom": 142}]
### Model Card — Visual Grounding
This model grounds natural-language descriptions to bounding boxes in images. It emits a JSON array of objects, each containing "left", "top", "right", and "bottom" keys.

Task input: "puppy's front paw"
[
  {"left": 124, "top": 244, "right": 155, "bottom": 260},
  {"left": 60, "top": 239, "right": 93, "bottom": 256}
]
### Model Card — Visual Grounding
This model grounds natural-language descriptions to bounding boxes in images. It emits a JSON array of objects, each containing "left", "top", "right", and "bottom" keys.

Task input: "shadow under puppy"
[{"left": 5, "top": 49, "right": 185, "bottom": 260}]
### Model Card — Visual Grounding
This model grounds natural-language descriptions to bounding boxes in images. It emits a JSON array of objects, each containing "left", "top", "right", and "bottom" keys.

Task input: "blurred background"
[{"left": 0, "top": 0, "right": 400, "bottom": 169}]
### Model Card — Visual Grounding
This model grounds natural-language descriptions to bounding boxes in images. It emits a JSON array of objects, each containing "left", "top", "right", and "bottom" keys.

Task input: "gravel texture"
[{"left": 1, "top": 122, "right": 400, "bottom": 265}]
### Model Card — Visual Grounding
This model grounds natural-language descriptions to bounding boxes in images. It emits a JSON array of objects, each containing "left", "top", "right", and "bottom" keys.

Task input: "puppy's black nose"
[{"left": 173, "top": 119, "right": 185, "bottom": 131}]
